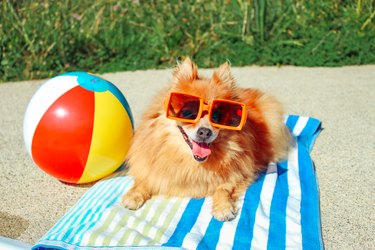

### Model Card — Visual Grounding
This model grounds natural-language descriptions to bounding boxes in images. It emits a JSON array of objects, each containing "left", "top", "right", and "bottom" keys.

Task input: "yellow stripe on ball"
[{"left": 78, "top": 91, "right": 133, "bottom": 184}]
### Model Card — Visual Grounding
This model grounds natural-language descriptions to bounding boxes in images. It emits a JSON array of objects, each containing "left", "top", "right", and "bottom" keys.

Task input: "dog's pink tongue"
[{"left": 192, "top": 141, "right": 211, "bottom": 158}]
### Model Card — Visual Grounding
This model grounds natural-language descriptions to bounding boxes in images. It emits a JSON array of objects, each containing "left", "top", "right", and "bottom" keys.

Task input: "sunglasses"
[{"left": 164, "top": 92, "right": 247, "bottom": 130}]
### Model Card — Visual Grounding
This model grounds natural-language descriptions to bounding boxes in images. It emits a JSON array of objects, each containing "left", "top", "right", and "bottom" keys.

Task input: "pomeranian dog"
[{"left": 122, "top": 58, "right": 290, "bottom": 221}]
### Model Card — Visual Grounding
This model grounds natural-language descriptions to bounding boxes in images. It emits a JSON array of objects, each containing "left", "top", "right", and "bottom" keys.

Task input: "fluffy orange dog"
[{"left": 122, "top": 58, "right": 290, "bottom": 221}]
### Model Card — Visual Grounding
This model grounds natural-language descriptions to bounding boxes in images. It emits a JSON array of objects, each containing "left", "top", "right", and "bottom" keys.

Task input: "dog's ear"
[
  {"left": 173, "top": 57, "right": 198, "bottom": 83},
  {"left": 211, "top": 62, "right": 235, "bottom": 87}
]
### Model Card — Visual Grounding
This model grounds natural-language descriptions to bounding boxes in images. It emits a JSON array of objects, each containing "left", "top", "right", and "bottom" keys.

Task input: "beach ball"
[{"left": 23, "top": 72, "right": 134, "bottom": 184}]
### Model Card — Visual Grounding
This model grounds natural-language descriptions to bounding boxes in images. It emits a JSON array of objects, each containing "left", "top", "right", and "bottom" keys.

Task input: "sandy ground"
[{"left": 0, "top": 65, "right": 374, "bottom": 249}]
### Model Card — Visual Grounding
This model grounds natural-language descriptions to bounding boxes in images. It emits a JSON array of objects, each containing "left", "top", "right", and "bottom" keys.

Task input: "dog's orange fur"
[{"left": 122, "top": 58, "right": 290, "bottom": 221}]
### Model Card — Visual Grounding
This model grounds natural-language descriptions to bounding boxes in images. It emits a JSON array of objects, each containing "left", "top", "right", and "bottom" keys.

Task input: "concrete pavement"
[{"left": 0, "top": 65, "right": 374, "bottom": 249}]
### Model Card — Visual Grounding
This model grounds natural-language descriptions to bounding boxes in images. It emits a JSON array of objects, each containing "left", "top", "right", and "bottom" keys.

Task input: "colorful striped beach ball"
[{"left": 23, "top": 72, "right": 133, "bottom": 184}]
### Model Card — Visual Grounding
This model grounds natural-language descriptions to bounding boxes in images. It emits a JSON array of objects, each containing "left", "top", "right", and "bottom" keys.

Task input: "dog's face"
[{"left": 167, "top": 58, "right": 239, "bottom": 163}]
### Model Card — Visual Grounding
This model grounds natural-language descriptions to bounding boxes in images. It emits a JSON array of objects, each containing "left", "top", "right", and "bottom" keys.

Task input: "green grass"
[{"left": 0, "top": 0, "right": 374, "bottom": 82}]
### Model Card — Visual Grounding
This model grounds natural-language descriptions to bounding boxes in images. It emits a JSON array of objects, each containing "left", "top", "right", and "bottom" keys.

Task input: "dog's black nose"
[{"left": 197, "top": 127, "right": 213, "bottom": 140}]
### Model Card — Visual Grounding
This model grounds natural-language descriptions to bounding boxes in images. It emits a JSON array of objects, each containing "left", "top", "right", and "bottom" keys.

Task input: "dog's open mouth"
[{"left": 178, "top": 126, "right": 211, "bottom": 162}]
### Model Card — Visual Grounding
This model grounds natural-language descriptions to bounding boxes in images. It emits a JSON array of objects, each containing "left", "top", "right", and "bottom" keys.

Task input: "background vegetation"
[{"left": 0, "top": 0, "right": 374, "bottom": 82}]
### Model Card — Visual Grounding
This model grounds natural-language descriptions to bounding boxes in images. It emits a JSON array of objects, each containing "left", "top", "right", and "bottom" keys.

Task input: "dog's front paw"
[
  {"left": 122, "top": 191, "right": 147, "bottom": 210},
  {"left": 212, "top": 200, "right": 238, "bottom": 221}
]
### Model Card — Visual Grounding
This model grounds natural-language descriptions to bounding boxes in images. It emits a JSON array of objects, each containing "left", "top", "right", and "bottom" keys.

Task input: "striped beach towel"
[{"left": 33, "top": 115, "right": 323, "bottom": 250}]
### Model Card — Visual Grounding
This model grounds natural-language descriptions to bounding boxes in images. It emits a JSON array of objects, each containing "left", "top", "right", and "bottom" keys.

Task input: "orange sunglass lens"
[
  {"left": 168, "top": 93, "right": 200, "bottom": 120},
  {"left": 210, "top": 101, "right": 244, "bottom": 127}
]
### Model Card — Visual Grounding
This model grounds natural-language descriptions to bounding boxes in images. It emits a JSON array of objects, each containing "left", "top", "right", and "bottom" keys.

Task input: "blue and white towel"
[{"left": 33, "top": 115, "right": 323, "bottom": 250}]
